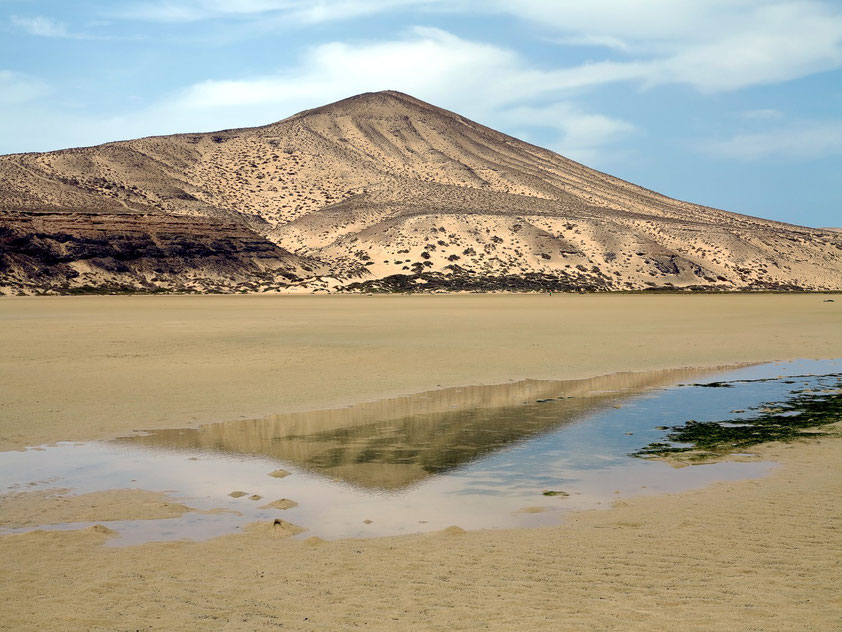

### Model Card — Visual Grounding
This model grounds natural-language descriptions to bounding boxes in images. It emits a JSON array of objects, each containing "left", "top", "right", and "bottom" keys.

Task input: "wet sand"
[
  {"left": 1, "top": 294, "right": 840, "bottom": 630},
  {"left": 1, "top": 294, "right": 840, "bottom": 450},
  {"left": 1, "top": 432, "right": 839, "bottom": 631},
  {"left": 0, "top": 488, "right": 196, "bottom": 528}
]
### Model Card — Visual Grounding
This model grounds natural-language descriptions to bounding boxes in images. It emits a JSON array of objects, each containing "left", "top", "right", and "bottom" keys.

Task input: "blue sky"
[{"left": 1, "top": 0, "right": 841, "bottom": 227}]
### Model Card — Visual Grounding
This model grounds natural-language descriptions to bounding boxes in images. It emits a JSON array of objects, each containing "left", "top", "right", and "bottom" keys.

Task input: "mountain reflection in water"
[{"left": 121, "top": 367, "right": 727, "bottom": 490}]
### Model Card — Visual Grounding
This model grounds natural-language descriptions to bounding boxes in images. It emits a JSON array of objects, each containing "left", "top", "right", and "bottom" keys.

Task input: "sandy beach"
[
  {"left": 1, "top": 429, "right": 839, "bottom": 631},
  {"left": 1, "top": 294, "right": 840, "bottom": 450},
  {"left": 1, "top": 294, "right": 840, "bottom": 630}
]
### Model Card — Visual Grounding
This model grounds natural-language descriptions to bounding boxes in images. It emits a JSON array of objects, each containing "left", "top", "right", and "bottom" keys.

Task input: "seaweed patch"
[{"left": 634, "top": 373, "right": 842, "bottom": 460}]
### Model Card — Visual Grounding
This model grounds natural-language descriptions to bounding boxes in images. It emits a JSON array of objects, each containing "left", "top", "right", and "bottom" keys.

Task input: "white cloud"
[
  {"left": 704, "top": 121, "right": 842, "bottom": 161},
  {"left": 652, "top": 4, "right": 842, "bottom": 91},
  {"left": 169, "top": 27, "right": 656, "bottom": 114},
  {"left": 0, "top": 70, "right": 49, "bottom": 106},
  {"left": 163, "top": 27, "right": 636, "bottom": 164},
  {"left": 291, "top": 0, "right": 444, "bottom": 24},
  {"left": 118, "top": 0, "right": 442, "bottom": 23},
  {"left": 116, "top": 0, "right": 288, "bottom": 22},
  {"left": 495, "top": 0, "right": 842, "bottom": 92},
  {"left": 495, "top": 103, "right": 636, "bottom": 164},
  {"left": 174, "top": 28, "right": 525, "bottom": 110},
  {"left": 6, "top": 3, "right": 842, "bottom": 166},
  {"left": 9, "top": 15, "right": 128, "bottom": 40},
  {"left": 551, "top": 34, "right": 631, "bottom": 52},
  {"left": 488, "top": 0, "right": 718, "bottom": 45},
  {"left": 112, "top": 0, "right": 842, "bottom": 93},
  {"left": 0, "top": 28, "right": 636, "bottom": 163},
  {"left": 11, "top": 15, "right": 71, "bottom": 37}
]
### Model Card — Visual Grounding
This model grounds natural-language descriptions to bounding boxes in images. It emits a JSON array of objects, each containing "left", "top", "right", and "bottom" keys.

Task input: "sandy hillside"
[{"left": 1, "top": 91, "right": 840, "bottom": 293}]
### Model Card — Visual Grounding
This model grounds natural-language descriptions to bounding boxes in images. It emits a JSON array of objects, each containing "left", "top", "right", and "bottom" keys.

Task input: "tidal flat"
[
  {"left": 3, "top": 360, "right": 839, "bottom": 544},
  {"left": 1, "top": 294, "right": 841, "bottom": 631},
  {"left": 1, "top": 293, "right": 840, "bottom": 450}
]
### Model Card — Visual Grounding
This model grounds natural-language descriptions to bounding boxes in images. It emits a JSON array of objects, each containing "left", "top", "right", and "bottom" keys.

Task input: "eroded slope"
[{"left": 1, "top": 90, "right": 840, "bottom": 292}]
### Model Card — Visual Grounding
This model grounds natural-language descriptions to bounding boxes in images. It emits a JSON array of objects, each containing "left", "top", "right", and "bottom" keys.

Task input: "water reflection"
[
  {"left": 6, "top": 361, "right": 839, "bottom": 544},
  {"left": 121, "top": 367, "right": 729, "bottom": 490}
]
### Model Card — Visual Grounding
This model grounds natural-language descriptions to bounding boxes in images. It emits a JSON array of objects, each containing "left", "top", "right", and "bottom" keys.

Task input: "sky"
[{"left": 1, "top": 1, "right": 841, "bottom": 227}]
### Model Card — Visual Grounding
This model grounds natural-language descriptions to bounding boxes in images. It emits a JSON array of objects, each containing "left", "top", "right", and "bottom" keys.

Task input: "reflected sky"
[
  {"left": 1, "top": 359, "right": 839, "bottom": 544},
  {"left": 118, "top": 366, "right": 733, "bottom": 489}
]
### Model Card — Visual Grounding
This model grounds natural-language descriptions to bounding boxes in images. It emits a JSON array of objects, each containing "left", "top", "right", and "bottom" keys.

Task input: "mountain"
[{"left": 1, "top": 90, "right": 840, "bottom": 294}]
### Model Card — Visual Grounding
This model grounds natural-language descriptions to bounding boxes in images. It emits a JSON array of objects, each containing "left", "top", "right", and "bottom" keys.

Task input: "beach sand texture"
[
  {"left": 0, "top": 294, "right": 840, "bottom": 630},
  {"left": 0, "top": 434, "right": 839, "bottom": 631},
  {"left": 0, "top": 488, "right": 196, "bottom": 528},
  {"left": 1, "top": 294, "right": 840, "bottom": 450}
]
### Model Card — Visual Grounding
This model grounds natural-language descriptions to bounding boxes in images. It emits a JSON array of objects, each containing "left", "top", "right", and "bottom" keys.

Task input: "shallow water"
[{"left": 1, "top": 359, "right": 840, "bottom": 545}]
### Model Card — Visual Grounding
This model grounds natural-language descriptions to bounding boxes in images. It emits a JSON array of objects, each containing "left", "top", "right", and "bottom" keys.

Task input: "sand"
[
  {"left": 1, "top": 294, "right": 840, "bottom": 630},
  {"left": 0, "top": 488, "right": 195, "bottom": 527},
  {"left": 1, "top": 294, "right": 841, "bottom": 450},
  {"left": 0, "top": 434, "right": 839, "bottom": 631},
  {"left": 259, "top": 498, "right": 298, "bottom": 510}
]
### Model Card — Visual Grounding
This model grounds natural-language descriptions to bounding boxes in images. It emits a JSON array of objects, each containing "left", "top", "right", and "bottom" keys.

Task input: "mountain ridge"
[{"left": 1, "top": 90, "right": 840, "bottom": 294}]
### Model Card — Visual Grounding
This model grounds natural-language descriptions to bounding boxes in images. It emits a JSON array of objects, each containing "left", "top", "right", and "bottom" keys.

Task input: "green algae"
[{"left": 634, "top": 374, "right": 842, "bottom": 460}]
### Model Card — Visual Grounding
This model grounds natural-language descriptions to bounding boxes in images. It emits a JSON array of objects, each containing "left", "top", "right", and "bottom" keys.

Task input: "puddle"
[{"left": 1, "top": 359, "right": 840, "bottom": 545}]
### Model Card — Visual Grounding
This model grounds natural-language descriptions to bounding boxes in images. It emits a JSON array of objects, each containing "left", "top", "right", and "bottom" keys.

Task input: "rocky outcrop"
[{"left": 0, "top": 211, "right": 320, "bottom": 294}]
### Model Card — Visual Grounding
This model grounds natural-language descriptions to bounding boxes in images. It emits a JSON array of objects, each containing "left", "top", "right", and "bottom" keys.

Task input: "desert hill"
[{"left": 1, "top": 90, "right": 840, "bottom": 293}]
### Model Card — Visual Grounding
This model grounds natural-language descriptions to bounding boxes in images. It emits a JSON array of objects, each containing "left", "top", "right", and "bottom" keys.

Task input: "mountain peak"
[
  {"left": 2, "top": 91, "right": 841, "bottom": 294},
  {"left": 325, "top": 89, "right": 426, "bottom": 106},
  {"left": 284, "top": 90, "right": 459, "bottom": 123}
]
